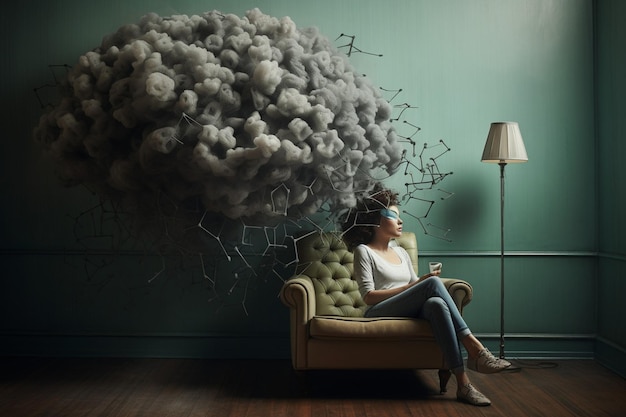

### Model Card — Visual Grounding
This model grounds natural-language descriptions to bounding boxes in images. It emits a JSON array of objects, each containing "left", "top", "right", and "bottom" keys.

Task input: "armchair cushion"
[{"left": 309, "top": 316, "right": 434, "bottom": 340}]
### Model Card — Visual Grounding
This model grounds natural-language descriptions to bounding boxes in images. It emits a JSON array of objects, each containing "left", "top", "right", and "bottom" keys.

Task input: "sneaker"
[
  {"left": 457, "top": 383, "right": 491, "bottom": 406},
  {"left": 467, "top": 348, "right": 511, "bottom": 374}
]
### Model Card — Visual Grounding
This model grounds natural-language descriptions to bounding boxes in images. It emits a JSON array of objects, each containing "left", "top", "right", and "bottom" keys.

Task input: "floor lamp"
[{"left": 481, "top": 122, "right": 528, "bottom": 359}]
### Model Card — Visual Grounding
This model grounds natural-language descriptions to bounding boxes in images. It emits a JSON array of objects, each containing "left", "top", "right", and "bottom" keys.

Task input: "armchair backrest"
[{"left": 294, "top": 231, "right": 419, "bottom": 317}]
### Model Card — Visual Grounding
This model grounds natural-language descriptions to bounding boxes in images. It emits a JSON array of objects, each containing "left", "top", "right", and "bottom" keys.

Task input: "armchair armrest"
[
  {"left": 440, "top": 278, "right": 473, "bottom": 314},
  {"left": 280, "top": 275, "right": 316, "bottom": 369},
  {"left": 280, "top": 275, "right": 317, "bottom": 322}
]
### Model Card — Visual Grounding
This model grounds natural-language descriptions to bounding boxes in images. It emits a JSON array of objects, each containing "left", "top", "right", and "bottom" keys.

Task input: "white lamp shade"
[{"left": 481, "top": 122, "right": 528, "bottom": 163}]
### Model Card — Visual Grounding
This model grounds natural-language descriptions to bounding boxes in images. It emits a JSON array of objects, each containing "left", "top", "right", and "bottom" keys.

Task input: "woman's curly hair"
[{"left": 341, "top": 183, "right": 399, "bottom": 250}]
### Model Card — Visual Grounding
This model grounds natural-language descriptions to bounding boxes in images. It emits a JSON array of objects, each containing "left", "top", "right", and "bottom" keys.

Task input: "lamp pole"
[{"left": 499, "top": 162, "right": 506, "bottom": 359}]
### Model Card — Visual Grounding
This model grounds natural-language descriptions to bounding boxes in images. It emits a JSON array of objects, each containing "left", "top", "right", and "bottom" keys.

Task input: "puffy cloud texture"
[{"left": 35, "top": 9, "right": 402, "bottom": 223}]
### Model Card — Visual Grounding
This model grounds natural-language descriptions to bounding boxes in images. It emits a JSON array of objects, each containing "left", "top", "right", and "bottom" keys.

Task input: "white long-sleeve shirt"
[{"left": 353, "top": 244, "right": 419, "bottom": 303}]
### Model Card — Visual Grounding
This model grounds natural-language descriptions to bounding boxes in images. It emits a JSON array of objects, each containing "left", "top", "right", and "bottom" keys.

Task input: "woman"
[{"left": 341, "top": 185, "right": 510, "bottom": 406}]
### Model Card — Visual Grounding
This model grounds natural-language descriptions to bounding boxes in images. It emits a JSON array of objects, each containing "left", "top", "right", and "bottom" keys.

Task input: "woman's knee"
[
  {"left": 431, "top": 277, "right": 448, "bottom": 292},
  {"left": 422, "top": 276, "right": 447, "bottom": 294},
  {"left": 422, "top": 296, "right": 450, "bottom": 317}
]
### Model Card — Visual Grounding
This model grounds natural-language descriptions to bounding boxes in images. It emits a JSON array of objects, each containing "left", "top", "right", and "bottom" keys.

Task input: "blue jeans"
[{"left": 364, "top": 277, "right": 471, "bottom": 372}]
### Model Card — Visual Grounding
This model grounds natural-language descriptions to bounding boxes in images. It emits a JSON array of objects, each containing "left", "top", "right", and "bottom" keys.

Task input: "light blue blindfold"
[{"left": 380, "top": 208, "right": 399, "bottom": 220}]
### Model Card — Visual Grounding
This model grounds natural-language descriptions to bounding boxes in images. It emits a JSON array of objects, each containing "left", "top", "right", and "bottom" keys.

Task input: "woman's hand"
[
  {"left": 418, "top": 270, "right": 441, "bottom": 282},
  {"left": 404, "top": 271, "right": 440, "bottom": 290}
]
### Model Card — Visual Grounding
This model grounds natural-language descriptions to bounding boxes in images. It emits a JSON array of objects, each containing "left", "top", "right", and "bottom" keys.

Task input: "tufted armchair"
[{"left": 279, "top": 231, "right": 473, "bottom": 392}]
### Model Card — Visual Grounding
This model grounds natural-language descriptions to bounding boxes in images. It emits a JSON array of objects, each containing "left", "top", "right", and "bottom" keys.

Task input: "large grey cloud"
[{"left": 34, "top": 9, "right": 403, "bottom": 226}]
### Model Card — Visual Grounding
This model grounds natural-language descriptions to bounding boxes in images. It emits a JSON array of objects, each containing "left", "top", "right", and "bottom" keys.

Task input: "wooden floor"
[{"left": 1, "top": 357, "right": 624, "bottom": 417}]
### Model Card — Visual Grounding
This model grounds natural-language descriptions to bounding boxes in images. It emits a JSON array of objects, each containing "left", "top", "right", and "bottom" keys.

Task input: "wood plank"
[{"left": 0, "top": 358, "right": 624, "bottom": 417}]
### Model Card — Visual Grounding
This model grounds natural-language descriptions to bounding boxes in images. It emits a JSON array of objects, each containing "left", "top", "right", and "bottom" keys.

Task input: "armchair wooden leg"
[{"left": 438, "top": 369, "right": 451, "bottom": 394}]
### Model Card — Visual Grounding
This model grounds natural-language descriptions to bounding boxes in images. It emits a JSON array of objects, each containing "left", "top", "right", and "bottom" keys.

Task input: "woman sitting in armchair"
[{"left": 341, "top": 184, "right": 510, "bottom": 407}]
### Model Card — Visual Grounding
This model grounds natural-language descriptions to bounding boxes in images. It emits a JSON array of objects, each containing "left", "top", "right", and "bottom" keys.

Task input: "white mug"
[{"left": 429, "top": 262, "right": 442, "bottom": 273}]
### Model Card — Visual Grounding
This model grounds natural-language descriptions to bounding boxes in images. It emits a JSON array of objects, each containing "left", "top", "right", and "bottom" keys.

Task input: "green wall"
[
  {"left": 595, "top": 0, "right": 626, "bottom": 377},
  {"left": 1, "top": 0, "right": 620, "bottom": 371}
]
